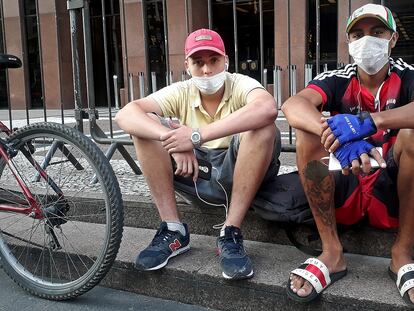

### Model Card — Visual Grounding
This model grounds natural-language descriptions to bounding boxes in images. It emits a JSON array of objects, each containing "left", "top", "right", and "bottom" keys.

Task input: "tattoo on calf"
[{"left": 303, "top": 160, "right": 335, "bottom": 227}]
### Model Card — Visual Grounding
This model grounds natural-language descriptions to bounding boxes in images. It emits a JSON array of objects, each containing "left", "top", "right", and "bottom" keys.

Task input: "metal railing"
[{"left": 7, "top": 0, "right": 352, "bottom": 177}]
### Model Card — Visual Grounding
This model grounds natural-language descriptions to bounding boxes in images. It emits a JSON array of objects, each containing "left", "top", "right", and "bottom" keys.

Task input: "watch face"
[
  {"left": 192, "top": 132, "right": 200, "bottom": 141},
  {"left": 191, "top": 131, "right": 201, "bottom": 143}
]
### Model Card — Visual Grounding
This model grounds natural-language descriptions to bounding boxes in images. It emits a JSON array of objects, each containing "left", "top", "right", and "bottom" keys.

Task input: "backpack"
[{"left": 174, "top": 169, "right": 322, "bottom": 256}]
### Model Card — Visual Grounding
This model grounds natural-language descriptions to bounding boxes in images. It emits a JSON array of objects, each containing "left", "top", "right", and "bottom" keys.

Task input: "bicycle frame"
[
  {"left": 0, "top": 121, "right": 64, "bottom": 220},
  {"left": 0, "top": 54, "right": 125, "bottom": 300}
]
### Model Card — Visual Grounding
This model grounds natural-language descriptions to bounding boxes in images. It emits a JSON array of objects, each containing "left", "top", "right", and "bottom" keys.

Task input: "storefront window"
[
  {"left": 0, "top": 1, "right": 8, "bottom": 109},
  {"left": 23, "top": 0, "right": 43, "bottom": 108},
  {"left": 146, "top": 0, "right": 167, "bottom": 90},
  {"left": 90, "top": 0, "right": 123, "bottom": 107},
  {"left": 382, "top": 0, "right": 414, "bottom": 64},
  {"left": 212, "top": 0, "right": 275, "bottom": 84},
  {"left": 307, "top": 0, "right": 338, "bottom": 72}
]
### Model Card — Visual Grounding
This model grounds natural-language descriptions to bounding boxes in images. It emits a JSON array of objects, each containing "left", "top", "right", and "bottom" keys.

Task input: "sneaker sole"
[
  {"left": 222, "top": 269, "right": 254, "bottom": 280},
  {"left": 138, "top": 245, "right": 191, "bottom": 271}
]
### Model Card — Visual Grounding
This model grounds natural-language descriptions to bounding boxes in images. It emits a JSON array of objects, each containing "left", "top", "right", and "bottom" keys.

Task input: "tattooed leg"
[
  {"left": 289, "top": 129, "right": 347, "bottom": 298},
  {"left": 302, "top": 160, "right": 338, "bottom": 241}
]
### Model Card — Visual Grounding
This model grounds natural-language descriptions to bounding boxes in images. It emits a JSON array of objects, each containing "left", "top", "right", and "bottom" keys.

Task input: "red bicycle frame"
[{"left": 0, "top": 121, "right": 64, "bottom": 220}]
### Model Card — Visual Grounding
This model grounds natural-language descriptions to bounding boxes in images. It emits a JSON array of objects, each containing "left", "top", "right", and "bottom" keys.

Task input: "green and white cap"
[{"left": 346, "top": 4, "right": 396, "bottom": 34}]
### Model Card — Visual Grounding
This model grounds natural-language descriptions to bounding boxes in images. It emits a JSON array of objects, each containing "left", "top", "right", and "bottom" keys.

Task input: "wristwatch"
[{"left": 191, "top": 128, "right": 202, "bottom": 147}]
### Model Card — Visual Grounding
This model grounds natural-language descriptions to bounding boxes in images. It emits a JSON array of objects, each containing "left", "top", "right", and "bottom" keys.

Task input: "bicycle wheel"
[{"left": 0, "top": 122, "right": 123, "bottom": 300}]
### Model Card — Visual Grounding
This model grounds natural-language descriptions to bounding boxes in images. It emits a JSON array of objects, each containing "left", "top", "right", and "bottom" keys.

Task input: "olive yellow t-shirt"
[{"left": 149, "top": 72, "right": 264, "bottom": 149}]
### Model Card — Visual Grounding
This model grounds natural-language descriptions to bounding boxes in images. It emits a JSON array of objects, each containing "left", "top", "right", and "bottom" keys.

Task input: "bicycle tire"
[{"left": 0, "top": 122, "right": 123, "bottom": 300}]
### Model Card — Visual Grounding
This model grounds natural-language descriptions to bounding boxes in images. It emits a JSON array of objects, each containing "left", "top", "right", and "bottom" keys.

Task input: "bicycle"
[{"left": 0, "top": 54, "right": 124, "bottom": 300}]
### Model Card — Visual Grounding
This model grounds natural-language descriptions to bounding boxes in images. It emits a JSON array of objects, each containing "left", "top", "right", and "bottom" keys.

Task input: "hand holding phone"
[
  {"left": 329, "top": 146, "right": 383, "bottom": 171},
  {"left": 171, "top": 157, "right": 212, "bottom": 180}
]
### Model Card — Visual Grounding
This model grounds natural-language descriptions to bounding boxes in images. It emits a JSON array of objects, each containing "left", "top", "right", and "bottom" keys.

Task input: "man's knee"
[
  {"left": 395, "top": 129, "right": 414, "bottom": 161},
  {"left": 240, "top": 123, "right": 278, "bottom": 145},
  {"left": 296, "top": 129, "right": 327, "bottom": 162},
  {"left": 132, "top": 113, "right": 163, "bottom": 148}
]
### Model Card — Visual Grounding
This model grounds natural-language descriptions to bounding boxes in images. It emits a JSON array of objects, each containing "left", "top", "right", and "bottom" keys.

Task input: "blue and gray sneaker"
[
  {"left": 135, "top": 222, "right": 190, "bottom": 271},
  {"left": 217, "top": 226, "right": 253, "bottom": 280}
]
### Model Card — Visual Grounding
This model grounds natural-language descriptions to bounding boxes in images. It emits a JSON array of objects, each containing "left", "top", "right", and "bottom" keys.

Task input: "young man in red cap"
[
  {"left": 282, "top": 4, "right": 414, "bottom": 304},
  {"left": 116, "top": 29, "right": 280, "bottom": 280}
]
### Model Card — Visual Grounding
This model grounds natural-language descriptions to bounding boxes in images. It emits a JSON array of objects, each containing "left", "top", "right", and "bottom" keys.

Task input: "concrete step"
[
  {"left": 121, "top": 192, "right": 396, "bottom": 258},
  {"left": 99, "top": 225, "right": 410, "bottom": 311},
  {"left": 37, "top": 158, "right": 393, "bottom": 258}
]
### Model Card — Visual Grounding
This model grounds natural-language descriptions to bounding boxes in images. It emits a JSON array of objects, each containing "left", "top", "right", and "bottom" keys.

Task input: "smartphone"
[
  {"left": 328, "top": 147, "right": 383, "bottom": 171},
  {"left": 196, "top": 158, "right": 212, "bottom": 180},
  {"left": 172, "top": 157, "right": 212, "bottom": 180}
]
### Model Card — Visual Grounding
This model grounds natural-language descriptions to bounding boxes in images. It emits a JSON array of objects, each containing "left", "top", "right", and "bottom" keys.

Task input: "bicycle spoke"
[{"left": 0, "top": 123, "right": 122, "bottom": 299}]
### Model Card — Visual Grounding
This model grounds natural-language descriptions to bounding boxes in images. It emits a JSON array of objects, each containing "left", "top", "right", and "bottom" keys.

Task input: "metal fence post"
[
  {"left": 139, "top": 72, "right": 146, "bottom": 98},
  {"left": 128, "top": 73, "right": 134, "bottom": 101},
  {"left": 113, "top": 75, "right": 119, "bottom": 110},
  {"left": 277, "top": 66, "right": 282, "bottom": 107},
  {"left": 273, "top": 66, "right": 282, "bottom": 109},
  {"left": 291, "top": 65, "right": 297, "bottom": 96},
  {"left": 263, "top": 68, "right": 268, "bottom": 91},
  {"left": 151, "top": 72, "right": 157, "bottom": 93},
  {"left": 289, "top": 65, "right": 293, "bottom": 96},
  {"left": 67, "top": 0, "right": 84, "bottom": 133},
  {"left": 288, "top": 64, "right": 297, "bottom": 146},
  {"left": 181, "top": 70, "right": 188, "bottom": 81},
  {"left": 164, "top": 71, "right": 173, "bottom": 86},
  {"left": 304, "top": 64, "right": 313, "bottom": 86}
]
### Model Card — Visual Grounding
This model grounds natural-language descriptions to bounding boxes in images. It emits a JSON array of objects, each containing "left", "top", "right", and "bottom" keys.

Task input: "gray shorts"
[{"left": 172, "top": 126, "right": 281, "bottom": 204}]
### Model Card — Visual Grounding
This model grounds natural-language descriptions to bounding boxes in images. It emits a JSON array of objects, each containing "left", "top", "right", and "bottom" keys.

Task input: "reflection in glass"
[
  {"left": 90, "top": 0, "right": 123, "bottom": 107},
  {"left": 212, "top": 0, "right": 274, "bottom": 83},
  {"left": 0, "top": 1, "right": 7, "bottom": 109},
  {"left": 23, "top": 0, "right": 43, "bottom": 108}
]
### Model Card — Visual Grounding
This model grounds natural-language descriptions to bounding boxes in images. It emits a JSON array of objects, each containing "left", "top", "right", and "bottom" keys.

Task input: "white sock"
[{"left": 166, "top": 221, "right": 186, "bottom": 236}]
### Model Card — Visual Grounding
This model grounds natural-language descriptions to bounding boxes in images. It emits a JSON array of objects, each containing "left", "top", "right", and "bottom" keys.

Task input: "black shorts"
[{"left": 333, "top": 145, "right": 399, "bottom": 229}]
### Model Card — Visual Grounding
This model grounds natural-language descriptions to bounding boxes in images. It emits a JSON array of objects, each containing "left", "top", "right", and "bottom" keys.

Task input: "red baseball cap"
[{"left": 184, "top": 28, "right": 226, "bottom": 59}]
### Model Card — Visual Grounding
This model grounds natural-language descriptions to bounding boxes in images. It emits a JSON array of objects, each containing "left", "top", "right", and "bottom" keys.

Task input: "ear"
[
  {"left": 390, "top": 31, "right": 399, "bottom": 48},
  {"left": 224, "top": 55, "right": 229, "bottom": 71},
  {"left": 184, "top": 60, "right": 191, "bottom": 76}
]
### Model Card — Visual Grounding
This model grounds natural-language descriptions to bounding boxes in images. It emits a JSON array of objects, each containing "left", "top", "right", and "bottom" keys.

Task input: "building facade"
[{"left": 0, "top": 0, "right": 412, "bottom": 110}]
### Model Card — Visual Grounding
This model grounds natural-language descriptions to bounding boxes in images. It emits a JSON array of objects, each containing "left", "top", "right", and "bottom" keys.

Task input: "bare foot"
[
  {"left": 390, "top": 248, "right": 414, "bottom": 304},
  {"left": 289, "top": 252, "right": 347, "bottom": 298}
]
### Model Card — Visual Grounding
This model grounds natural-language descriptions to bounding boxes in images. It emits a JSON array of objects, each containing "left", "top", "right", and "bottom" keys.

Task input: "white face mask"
[
  {"left": 190, "top": 70, "right": 226, "bottom": 95},
  {"left": 348, "top": 35, "right": 393, "bottom": 75}
]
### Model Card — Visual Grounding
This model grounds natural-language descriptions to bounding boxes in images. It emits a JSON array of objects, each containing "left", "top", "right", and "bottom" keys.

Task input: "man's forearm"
[
  {"left": 200, "top": 101, "right": 277, "bottom": 143},
  {"left": 115, "top": 105, "right": 169, "bottom": 140},
  {"left": 372, "top": 102, "right": 414, "bottom": 130}
]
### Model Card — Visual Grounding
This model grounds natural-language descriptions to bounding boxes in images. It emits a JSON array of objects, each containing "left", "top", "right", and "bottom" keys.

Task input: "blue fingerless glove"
[
  {"left": 333, "top": 140, "right": 375, "bottom": 169},
  {"left": 327, "top": 112, "right": 377, "bottom": 145}
]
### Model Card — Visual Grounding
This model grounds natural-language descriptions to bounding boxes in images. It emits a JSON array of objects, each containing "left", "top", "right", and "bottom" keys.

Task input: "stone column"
[
  {"left": 337, "top": 0, "right": 373, "bottom": 65},
  {"left": 166, "top": 0, "right": 209, "bottom": 83},
  {"left": 3, "top": 1, "right": 27, "bottom": 109},
  {"left": 38, "top": 0, "right": 61, "bottom": 109},
  {"left": 55, "top": 0, "right": 76, "bottom": 109},
  {"left": 275, "top": 0, "right": 306, "bottom": 103},
  {"left": 122, "top": 0, "right": 146, "bottom": 100},
  {"left": 166, "top": 0, "right": 187, "bottom": 83}
]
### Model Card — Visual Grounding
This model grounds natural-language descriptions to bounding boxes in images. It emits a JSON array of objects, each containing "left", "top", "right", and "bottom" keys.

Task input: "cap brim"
[
  {"left": 186, "top": 46, "right": 225, "bottom": 58},
  {"left": 346, "top": 14, "right": 394, "bottom": 33}
]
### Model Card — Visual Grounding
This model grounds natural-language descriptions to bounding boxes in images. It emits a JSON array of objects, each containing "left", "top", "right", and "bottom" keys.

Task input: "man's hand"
[
  {"left": 321, "top": 112, "right": 377, "bottom": 151},
  {"left": 171, "top": 151, "right": 199, "bottom": 181},
  {"left": 333, "top": 140, "right": 386, "bottom": 176},
  {"left": 160, "top": 122, "right": 194, "bottom": 153}
]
